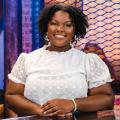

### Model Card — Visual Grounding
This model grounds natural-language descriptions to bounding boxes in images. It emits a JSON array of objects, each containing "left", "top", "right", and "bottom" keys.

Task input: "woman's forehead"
[{"left": 52, "top": 10, "right": 72, "bottom": 21}]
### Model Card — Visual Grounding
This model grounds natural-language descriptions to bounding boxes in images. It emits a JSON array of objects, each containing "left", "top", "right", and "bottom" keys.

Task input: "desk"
[{"left": 2, "top": 110, "right": 120, "bottom": 120}]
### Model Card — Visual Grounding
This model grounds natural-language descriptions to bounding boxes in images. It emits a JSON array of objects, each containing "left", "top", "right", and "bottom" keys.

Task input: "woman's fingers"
[
  {"left": 43, "top": 106, "right": 58, "bottom": 114},
  {"left": 43, "top": 109, "right": 64, "bottom": 116},
  {"left": 42, "top": 102, "right": 53, "bottom": 111},
  {"left": 41, "top": 102, "right": 65, "bottom": 116},
  {"left": 41, "top": 99, "right": 73, "bottom": 116}
]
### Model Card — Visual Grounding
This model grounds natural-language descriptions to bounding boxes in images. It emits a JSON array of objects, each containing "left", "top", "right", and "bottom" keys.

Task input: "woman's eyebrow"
[{"left": 51, "top": 19, "right": 72, "bottom": 23}]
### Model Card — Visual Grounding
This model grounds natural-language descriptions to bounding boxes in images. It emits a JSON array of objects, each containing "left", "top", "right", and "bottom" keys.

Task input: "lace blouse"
[{"left": 8, "top": 46, "right": 112, "bottom": 105}]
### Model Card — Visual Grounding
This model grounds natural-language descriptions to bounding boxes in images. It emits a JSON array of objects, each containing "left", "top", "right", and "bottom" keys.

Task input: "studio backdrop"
[{"left": 4, "top": 0, "right": 120, "bottom": 89}]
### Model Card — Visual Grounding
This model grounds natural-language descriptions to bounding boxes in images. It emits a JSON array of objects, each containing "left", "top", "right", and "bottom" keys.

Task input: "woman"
[{"left": 5, "top": 3, "right": 114, "bottom": 117}]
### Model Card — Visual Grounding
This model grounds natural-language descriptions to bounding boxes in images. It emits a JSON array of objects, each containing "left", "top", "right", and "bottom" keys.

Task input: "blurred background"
[{"left": 0, "top": 0, "right": 120, "bottom": 115}]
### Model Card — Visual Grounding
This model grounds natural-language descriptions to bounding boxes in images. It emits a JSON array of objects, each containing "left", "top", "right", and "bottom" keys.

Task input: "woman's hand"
[{"left": 41, "top": 99, "right": 74, "bottom": 116}]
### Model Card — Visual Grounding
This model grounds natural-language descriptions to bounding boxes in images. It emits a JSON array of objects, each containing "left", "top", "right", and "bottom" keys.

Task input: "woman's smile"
[{"left": 54, "top": 34, "right": 66, "bottom": 39}]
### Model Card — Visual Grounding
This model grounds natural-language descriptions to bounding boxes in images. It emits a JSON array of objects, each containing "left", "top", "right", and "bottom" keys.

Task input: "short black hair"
[{"left": 38, "top": 3, "right": 88, "bottom": 42}]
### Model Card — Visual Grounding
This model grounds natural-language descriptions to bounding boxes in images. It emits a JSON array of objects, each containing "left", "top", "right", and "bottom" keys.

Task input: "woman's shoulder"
[
  {"left": 17, "top": 47, "right": 44, "bottom": 63},
  {"left": 73, "top": 48, "right": 99, "bottom": 60},
  {"left": 73, "top": 48, "right": 86, "bottom": 56},
  {"left": 24, "top": 47, "right": 45, "bottom": 59},
  {"left": 28, "top": 47, "right": 44, "bottom": 56},
  {"left": 85, "top": 52, "right": 104, "bottom": 62},
  {"left": 73, "top": 48, "right": 105, "bottom": 65}
]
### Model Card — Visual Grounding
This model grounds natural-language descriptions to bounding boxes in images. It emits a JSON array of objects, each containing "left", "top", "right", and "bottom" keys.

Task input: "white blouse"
[{"left": 8, "top": 46, "right": 112, "bottom": 105}]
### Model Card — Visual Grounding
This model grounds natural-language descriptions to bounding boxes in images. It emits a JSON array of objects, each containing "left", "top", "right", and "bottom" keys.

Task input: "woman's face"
[{"left": 47, "top": 10, "right": 75, "bottom": 51}]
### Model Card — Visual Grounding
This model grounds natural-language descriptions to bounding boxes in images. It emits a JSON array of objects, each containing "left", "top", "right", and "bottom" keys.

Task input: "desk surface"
[{"left": 3, "top": 110, "right": 120, "bottom": 120}]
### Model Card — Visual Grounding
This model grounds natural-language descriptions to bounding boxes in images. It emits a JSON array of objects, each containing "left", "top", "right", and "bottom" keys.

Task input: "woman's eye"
[
  {"left": 50, "top": 22, "right": 57, "bottom": 25},
  {"left": 65, "top": 23, "right": 73, "bottom": 27}
]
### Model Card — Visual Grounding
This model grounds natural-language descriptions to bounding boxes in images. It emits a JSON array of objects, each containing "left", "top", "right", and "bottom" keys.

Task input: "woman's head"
[
  {"left": 47, "top": 10, "right": 75, "bottom": 49},
  {"left": 38, "top": 3, "right": 88, "bottom": 44}
]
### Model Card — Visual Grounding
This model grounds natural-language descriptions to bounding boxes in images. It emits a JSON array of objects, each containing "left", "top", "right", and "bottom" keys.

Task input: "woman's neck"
[{"left": 46, "top": 44, "right": 72, "bottom": 52}]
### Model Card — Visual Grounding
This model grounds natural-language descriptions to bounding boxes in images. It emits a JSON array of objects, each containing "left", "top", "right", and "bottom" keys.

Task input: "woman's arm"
[
  {"left": 41, "top": 83, "right": 114, "bottom": 116},
  {"left": 75, "top": 83, "right": 114, "bottom": 112},
  {"left": 5, "top": 80, "right": 43, "bottom": 116}
]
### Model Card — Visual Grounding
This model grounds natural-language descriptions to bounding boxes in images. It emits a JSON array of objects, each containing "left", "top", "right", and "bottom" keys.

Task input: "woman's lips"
[{"left": 54, "top": 34, "right": 66, "bottom": 39}]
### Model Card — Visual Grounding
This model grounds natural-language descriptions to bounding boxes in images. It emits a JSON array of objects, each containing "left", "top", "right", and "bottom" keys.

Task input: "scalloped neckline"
[{"left": 42, "top": 45, "right": 73, "bottom": 55}]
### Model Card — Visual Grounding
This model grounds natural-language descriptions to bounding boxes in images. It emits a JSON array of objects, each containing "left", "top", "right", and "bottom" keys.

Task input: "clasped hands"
[{"left": 36, "top": 98, "right": 74, "bottom": 117}]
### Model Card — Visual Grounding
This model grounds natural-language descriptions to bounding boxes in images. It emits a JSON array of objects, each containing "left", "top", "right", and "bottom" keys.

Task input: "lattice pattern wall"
[
  {"left": 45, "top": 0, "right": 82, "bottom": 9},
  {"left": 75, "top": 0, "right": 120, "bottom": 80}
]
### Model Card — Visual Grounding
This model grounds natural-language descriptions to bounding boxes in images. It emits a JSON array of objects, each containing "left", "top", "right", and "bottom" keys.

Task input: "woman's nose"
[{"left": 57, "top": 25, "right": 65, "bottom": 32}]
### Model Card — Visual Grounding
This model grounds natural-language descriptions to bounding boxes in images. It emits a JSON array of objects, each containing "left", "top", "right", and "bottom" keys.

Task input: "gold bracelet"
[{"left": 72, "top": 99, "right": 77, "bottom": 112}]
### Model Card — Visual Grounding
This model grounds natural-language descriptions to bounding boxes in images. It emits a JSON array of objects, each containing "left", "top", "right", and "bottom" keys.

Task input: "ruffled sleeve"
[
  {"left": 8, "top": 53, "right": 27, "bottom": 84},
  {"left": 85, "top": 53, "right": 112, "bottom": 89}
]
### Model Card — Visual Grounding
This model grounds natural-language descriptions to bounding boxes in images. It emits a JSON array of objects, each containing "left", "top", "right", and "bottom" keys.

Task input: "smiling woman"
[
  {"left": 5, "top": 3, "right": 114, "bottom": 117},
  {"left": 46, "top": 10, "right": 75, "bottom": 51}
]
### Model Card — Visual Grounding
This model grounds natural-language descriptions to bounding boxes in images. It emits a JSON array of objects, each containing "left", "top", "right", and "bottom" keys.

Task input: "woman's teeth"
[{"left": 55, "top": 35, "right": 65, "bottom": 38}]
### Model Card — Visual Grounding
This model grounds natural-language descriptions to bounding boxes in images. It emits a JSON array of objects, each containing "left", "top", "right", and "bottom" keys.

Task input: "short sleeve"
[
  {"left": 85, "top": 53, "right": 112, "bottom": 89},
  {"left": 8, "top": 53, "right": 27, "bottom": 84}
]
